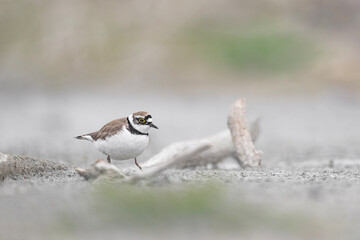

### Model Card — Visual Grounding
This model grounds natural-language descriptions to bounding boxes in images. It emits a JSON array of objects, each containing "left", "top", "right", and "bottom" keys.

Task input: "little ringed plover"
[{"left": 75, "top": 111, "right": 158, "bottom": 170}]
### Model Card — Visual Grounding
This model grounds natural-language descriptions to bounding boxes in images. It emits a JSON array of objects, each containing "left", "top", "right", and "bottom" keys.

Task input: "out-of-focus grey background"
[
  {"left": 1, "top": 0, "right": 360, "bottom": 165},
  {"left": 1, "top": 1, "right": 360, "bottom": 240}
]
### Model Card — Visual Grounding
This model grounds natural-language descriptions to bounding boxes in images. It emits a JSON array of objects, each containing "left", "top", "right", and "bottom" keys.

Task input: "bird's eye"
[{"left": 139, "top": 118, "right": 145, "bottom": 124}]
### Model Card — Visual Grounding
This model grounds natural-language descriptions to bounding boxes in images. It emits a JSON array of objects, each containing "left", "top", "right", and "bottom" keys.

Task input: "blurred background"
[
  {"left": 1, "top": 0, "right": 360, "bottom": 163},
  {"left": 1, "top": 0, "right": 360, "bottom": 239},
  {"left": 1, "top": 0, "right": 360, "bottom": 92}
]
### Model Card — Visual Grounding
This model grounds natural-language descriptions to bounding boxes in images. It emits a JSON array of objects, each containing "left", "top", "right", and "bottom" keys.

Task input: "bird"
[{"left": 75, "top": 111, "right": 158, "bottom": 170}]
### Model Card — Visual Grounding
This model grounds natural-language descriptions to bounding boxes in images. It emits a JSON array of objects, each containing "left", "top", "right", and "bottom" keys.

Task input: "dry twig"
[
  {"left": 228, "top": 99, "right": 262, "bottom": 167},
  {"left": 75, "top": 143, "right": 210, "bottom": 182}
]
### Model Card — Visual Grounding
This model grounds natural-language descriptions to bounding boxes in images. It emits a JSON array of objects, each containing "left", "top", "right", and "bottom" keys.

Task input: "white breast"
[{"left": 93, "top": 127, "right": 149, "bottom": 160}]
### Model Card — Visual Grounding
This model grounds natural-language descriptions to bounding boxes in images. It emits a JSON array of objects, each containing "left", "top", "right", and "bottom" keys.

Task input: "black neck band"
[{"left": 127, "top": 118, "right": 148, "bottom": 136}]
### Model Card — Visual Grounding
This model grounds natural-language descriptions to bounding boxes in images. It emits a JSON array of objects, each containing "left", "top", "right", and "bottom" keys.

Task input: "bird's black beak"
[{"left": 149, "top": 123, "right": 158, "bottom": 129}]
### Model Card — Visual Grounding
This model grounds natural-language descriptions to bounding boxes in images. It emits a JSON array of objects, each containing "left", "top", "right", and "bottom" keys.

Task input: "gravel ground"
[{"left": 0, "top": 88, "right": 359, "bottom": 240}]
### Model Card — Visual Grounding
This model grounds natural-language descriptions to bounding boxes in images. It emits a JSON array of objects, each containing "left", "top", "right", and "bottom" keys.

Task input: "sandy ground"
[{"left": 0, "top": 88, "right": 360, "bottom": 240}]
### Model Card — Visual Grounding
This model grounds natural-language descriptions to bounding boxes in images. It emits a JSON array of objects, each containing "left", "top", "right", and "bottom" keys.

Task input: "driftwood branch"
[
  {"left": 144, "top": 98, "right": 261, "bottom": 169},
  {"left": 75, "top": 160, "right": 125, "bottom": 181},
  {"left": 228, "top": 99, "right": 262, "bottom": 167},
  {"left": 163, "top": 118, "right": 259, "bottom": 169},
  {"left": 75, "top": 143, "right": 210, "bottom": 182},
  {"left": 127, "top": 143, "right": 210, "bottom": 183}
]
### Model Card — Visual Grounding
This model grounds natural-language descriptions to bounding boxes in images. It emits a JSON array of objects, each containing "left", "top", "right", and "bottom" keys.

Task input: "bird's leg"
[
  {"left": 107, "top": 155, "right": 111, "bottom": 163},
  {"left": 134, "top": 158, "right": 142, "bottom": 171}
]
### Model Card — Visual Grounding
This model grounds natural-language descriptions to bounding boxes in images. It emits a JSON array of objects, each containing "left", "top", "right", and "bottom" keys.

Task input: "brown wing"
[{"left": 90, "top": 117, "right": 128, "bottom": 141}]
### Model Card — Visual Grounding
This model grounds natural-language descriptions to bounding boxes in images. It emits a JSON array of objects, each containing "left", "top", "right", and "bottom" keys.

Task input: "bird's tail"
[{"left": 74, "top": 134, "right": 94, "bottom": 142}]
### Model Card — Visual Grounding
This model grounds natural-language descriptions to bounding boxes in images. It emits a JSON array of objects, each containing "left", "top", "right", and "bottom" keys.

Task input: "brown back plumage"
[
  {"left": 75, "top": 111, "right": 151, "bottom": 141},
  {"left": 89, "top": 117, "right": 128, "bottom": 141},
  {"left": 132, "top": 111, "right": 148, "bottom": 117}
]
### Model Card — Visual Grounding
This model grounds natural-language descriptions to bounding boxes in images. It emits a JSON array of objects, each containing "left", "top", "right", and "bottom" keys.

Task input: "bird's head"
[{"left": 128, "top": 111, "right": 158, "bottom": 134}]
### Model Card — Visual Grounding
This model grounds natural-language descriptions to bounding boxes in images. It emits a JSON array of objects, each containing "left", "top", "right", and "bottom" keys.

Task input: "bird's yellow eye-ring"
[{"left": 139, "top": 118, "right": 145, "bottom": 123}]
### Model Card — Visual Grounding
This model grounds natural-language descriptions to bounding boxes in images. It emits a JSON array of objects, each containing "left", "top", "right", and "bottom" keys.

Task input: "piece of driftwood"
[
  {"left": 127, "top": 142, "right": 210, "bottom": 183},
  {"left": 148, "top": 118, "right": 259, "bottom": 169},
  {"left": 75, "top": 159, "right": 125, "bottom": 181},
  {"left": 75, "top": 143, "right": 210, "bottom": 182},
  {"left": 228, "top": 99, "right": 262, "bottom": 167},
  {"left": 0, "top": 152, "right": 70, "bottom": 181},
  {"left": 144, "top": 98, "right": 261, "bottom": 169}
]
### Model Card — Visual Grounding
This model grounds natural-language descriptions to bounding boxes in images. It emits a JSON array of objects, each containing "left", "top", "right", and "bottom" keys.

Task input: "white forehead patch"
[{"left": 147, "top": 118, "right": 152, "bottom": 123}]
